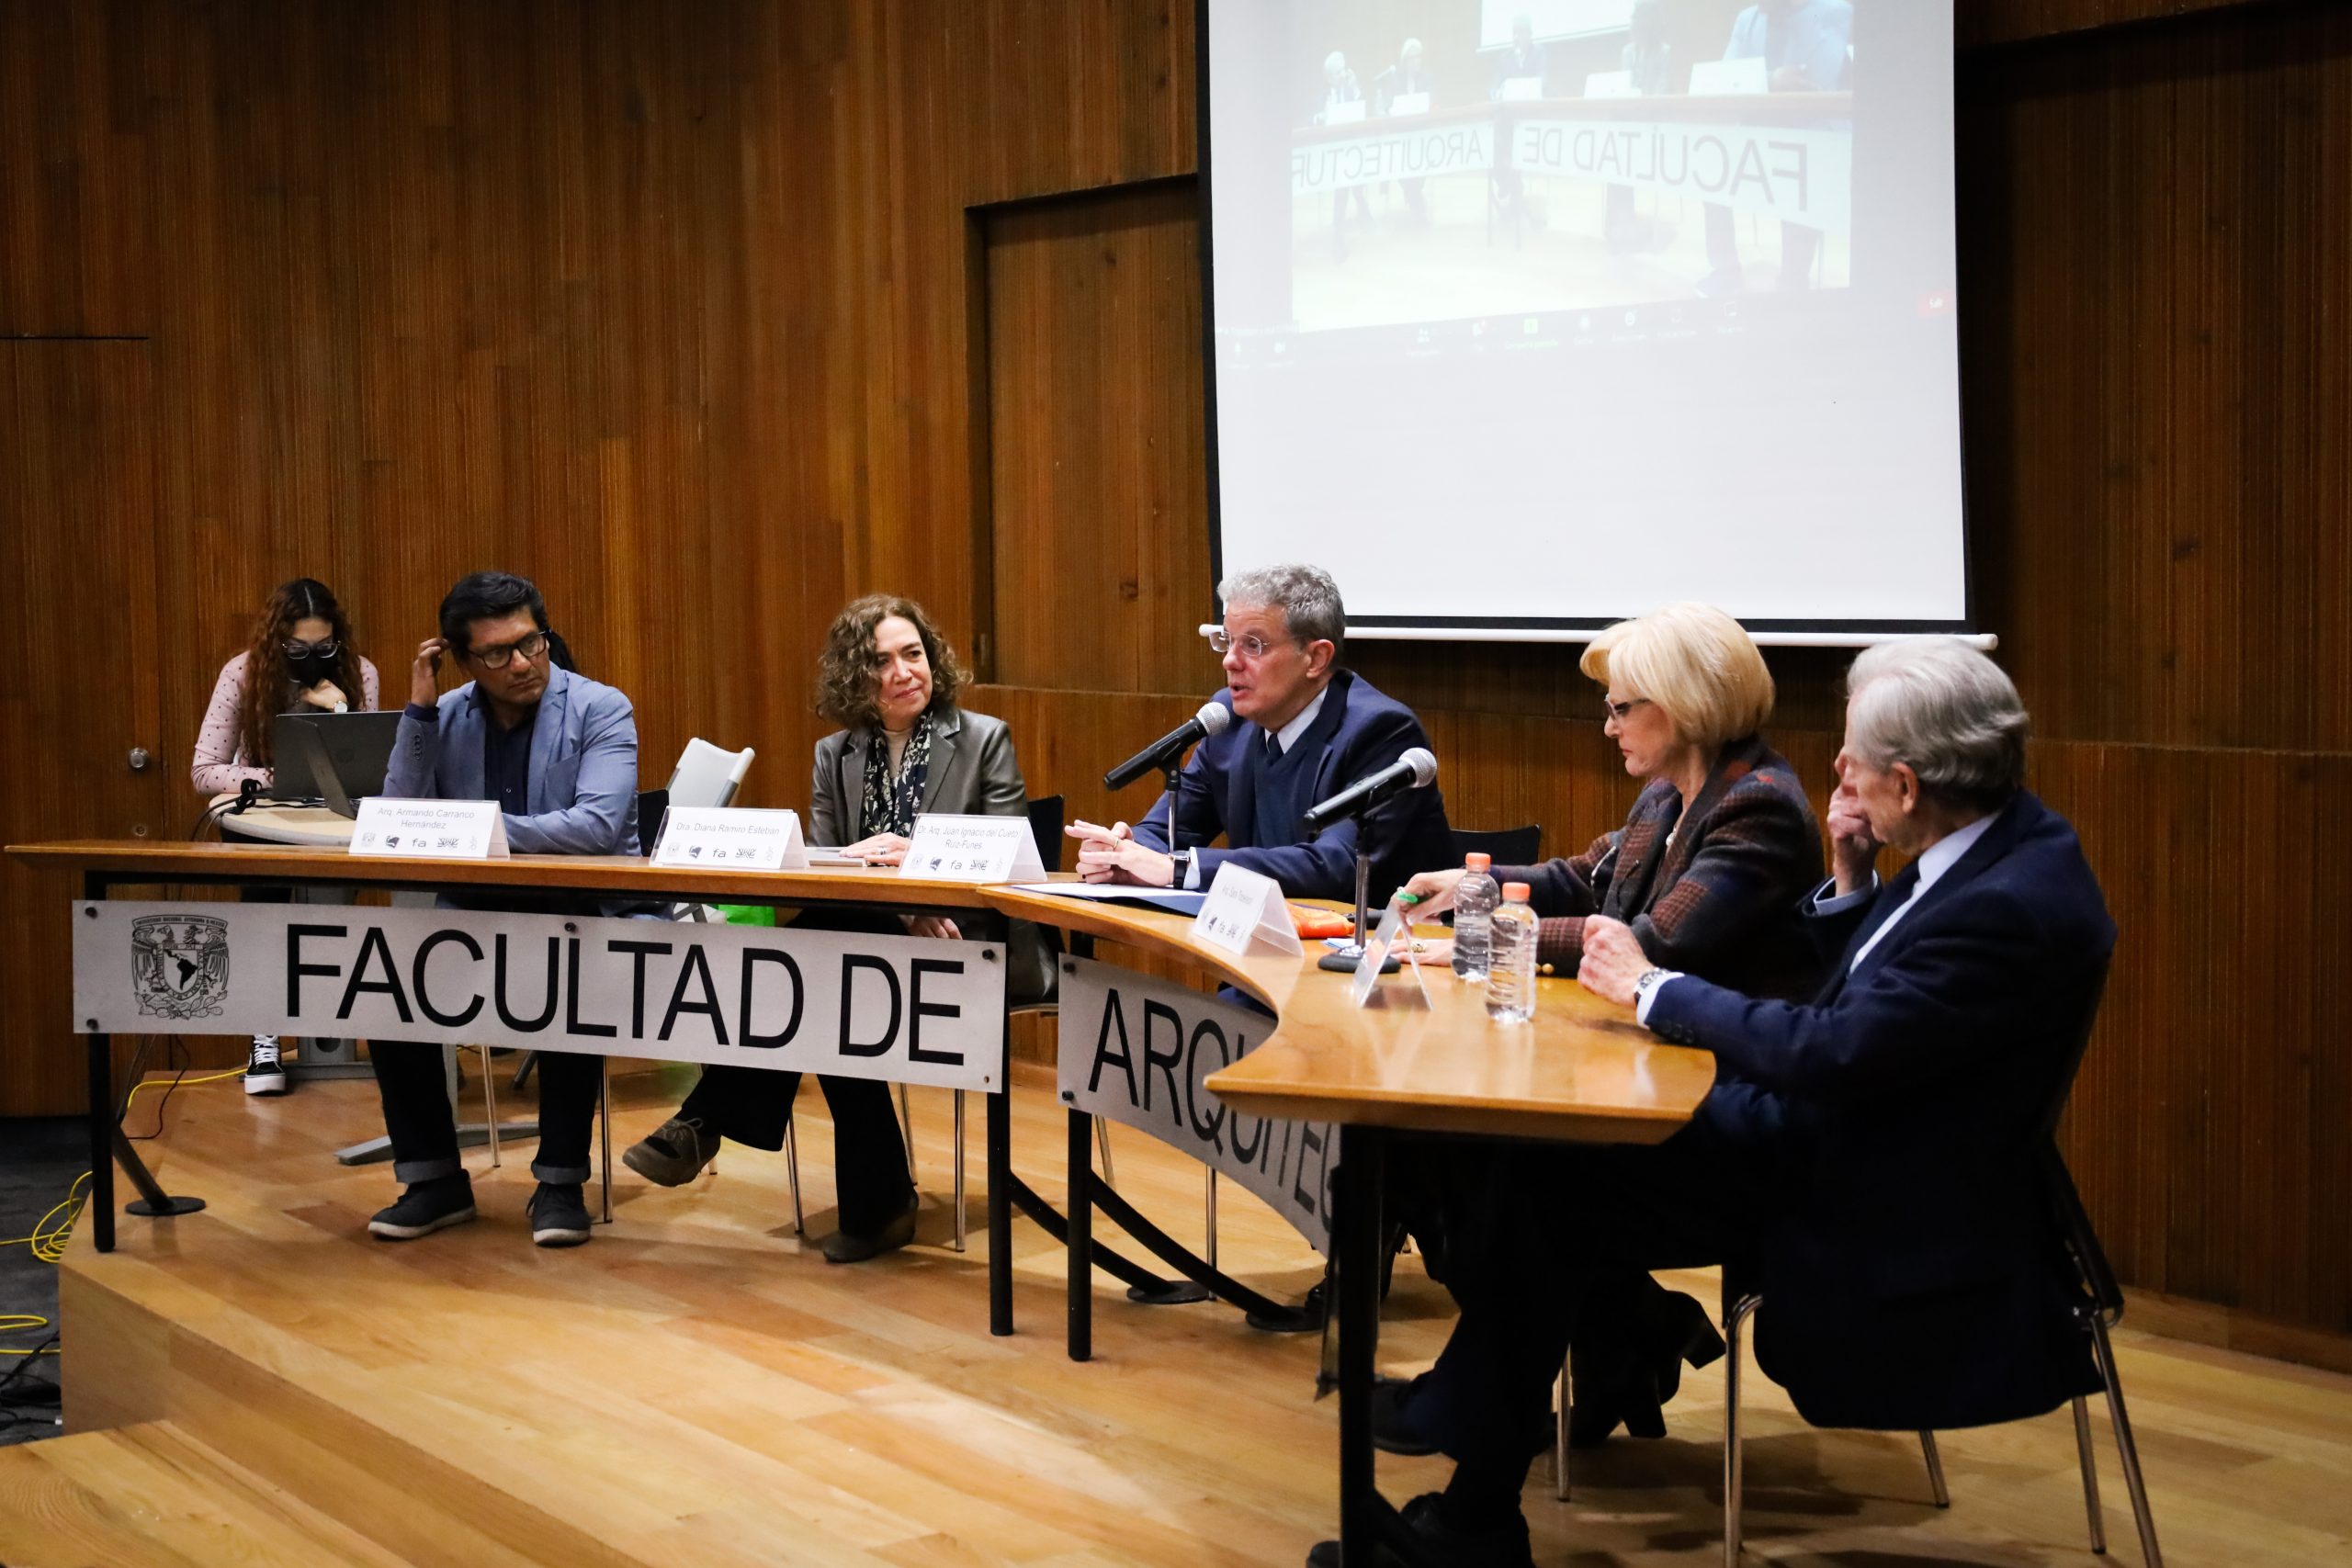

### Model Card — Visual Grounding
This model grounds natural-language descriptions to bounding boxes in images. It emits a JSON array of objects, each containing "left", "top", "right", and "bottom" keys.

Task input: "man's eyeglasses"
[
  {"left": 1207, "top": 628, "right": 1295, "bottom": 660},
  {"left": 470, "top": 631, "right": 548, "bottom": 670},
  {"left": 282, "top": 638, "right": 340, "bottom": 660},
  {"left": 1601, "top": 696, "right": 1654, "bottom": 722}
]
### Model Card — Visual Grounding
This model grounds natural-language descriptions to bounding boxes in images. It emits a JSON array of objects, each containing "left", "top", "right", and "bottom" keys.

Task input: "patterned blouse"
[
  {"left": 190, "top": 651, "right": 382, "bottom": 796},
  {"left": 859, "top": 715, "right": 933, "bottom": 839}
]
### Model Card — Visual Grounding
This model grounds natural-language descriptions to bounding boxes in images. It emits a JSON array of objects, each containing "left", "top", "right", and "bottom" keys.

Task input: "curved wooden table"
[{"left": 983, "top": 885, "right": 1715, "bottom": 1568}]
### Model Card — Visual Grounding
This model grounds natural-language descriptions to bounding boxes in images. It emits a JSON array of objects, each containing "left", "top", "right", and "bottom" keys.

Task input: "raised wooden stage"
[{"left": 2, "top": 1065, "right": 2346, "bottom": 1567}]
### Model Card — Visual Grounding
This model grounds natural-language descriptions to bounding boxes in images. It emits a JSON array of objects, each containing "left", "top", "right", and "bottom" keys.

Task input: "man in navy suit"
[
  {"left": 1317, "top": 639, "right": 2113, "bottom": 1568},
  {"left": 366, "top": 572, "right": 642, "bottom": 1251},
  {"left": 1069, "top": 563, "right": 1453, "bottom": 905}
]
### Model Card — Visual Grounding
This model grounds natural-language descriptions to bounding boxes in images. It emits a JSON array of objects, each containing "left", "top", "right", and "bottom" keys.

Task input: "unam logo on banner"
[{"left": 130, "top": 914, "right": 231, "bottom": 1021}]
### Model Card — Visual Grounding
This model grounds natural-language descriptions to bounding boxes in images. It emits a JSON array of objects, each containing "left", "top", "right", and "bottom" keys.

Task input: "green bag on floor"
[{"left": 712, "top": 904, "right": 776, "bottom": 927}]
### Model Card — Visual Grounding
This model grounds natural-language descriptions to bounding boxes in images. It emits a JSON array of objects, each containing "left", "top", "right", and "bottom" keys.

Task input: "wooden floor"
[{"left": 2, "top": 1061, "right": 2347, "bottom": 1567}]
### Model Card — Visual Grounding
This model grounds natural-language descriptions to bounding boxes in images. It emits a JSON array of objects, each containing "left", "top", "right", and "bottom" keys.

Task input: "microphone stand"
[{"left": 1316, "top": 840, "right": 1399, "bottom": 976}]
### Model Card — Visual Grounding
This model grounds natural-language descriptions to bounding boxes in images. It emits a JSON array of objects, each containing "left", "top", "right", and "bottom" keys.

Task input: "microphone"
[
  {"left": 1302, "top": 748, "right": 1438, "bottom": 831},
  {"left": 1103, "top": 700, "right": 1234, "bottom": 790}
]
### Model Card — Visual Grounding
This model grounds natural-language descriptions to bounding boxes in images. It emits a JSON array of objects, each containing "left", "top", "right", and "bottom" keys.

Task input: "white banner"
[
  {"left": 1058, "top": 956, "right": 1332, "bottom": 1253},
  {"left": 1292, "top": 118, "right": 1498, "bottom": 195},
  {"left": 74, "top": 901, "right": 1005, "bottom": 1090},
  {"left": 1511, "top": 118, "right": 1852, "bottom": 230}
]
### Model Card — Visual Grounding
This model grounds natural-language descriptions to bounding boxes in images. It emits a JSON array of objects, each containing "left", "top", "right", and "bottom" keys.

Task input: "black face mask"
[{"left": 288, "top": 652, "right": 339, "bottom": 688}]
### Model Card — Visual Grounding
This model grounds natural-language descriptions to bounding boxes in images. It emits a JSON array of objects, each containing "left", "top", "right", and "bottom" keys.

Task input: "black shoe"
[
  {"left": 368, "top": 1174, "right": 476, "bottom": 1240},
  {"left": 820, "top": 1192, "right": 917, "bottom": 1264},
  {"left": 526, "top": 1181, "right": 593, "bottom": 1247},
  {"left": 1248, "top": 1279, "right": 1327, "bottom": 1334},
  {"left": 1305, "top": 1493, "right": 1533, "bottom": 1568},
  {"left": 1371, "top": 1374, "right": 1439, "bottom": 1457}
]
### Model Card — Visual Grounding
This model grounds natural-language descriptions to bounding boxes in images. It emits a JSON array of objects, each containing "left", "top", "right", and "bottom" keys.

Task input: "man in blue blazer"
[
  {"left": 1070, "top": 563, "right": 1453, "bottom": 904},
  {"left": 1322, "top": 639, "right": 2113, "bottom": 1568},
  {"left": 366, "top": 572, "right": 640, "bottom": 1250}
]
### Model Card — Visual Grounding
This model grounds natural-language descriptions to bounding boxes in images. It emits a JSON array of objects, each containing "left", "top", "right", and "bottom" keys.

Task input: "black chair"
[
  {"left": 1448, "top": 824, "right": 1541, "bottom": 867},
  {"left": 1715, "top": 961, "right": 2162, "bottom": 1566}
]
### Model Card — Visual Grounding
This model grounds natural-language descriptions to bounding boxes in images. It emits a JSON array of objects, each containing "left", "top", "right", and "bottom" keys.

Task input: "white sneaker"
[{"left": 243, "top": 1035, "right": 290, "bottom": 1096}]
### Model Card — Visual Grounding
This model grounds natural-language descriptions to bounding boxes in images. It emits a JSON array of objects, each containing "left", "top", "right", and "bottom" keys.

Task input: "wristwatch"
[
  {"left": 1634, "top": 966, "right": 1674, "bottom": 1010},
  {"left": 1169, "top": 848, "right": 1193, "bottom": 888}
]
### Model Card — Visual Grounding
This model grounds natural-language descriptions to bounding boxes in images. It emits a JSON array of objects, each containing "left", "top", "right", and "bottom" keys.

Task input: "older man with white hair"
[{"left": 1316, "top": 639, "right": 2115, "bottom": 1568}]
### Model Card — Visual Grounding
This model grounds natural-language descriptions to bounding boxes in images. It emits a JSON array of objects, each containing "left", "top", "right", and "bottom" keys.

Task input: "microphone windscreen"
[
  {"left": 1401, "top": 747, "right": 1438, "bottom": 786},
  {"left": 1196, "top": 700, "right": 1234, "bottom": 737}
]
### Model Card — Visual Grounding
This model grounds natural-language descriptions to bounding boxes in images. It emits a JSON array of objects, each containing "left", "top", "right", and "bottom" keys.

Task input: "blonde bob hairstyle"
[{"left": 1579, "top": 603, "right": 1774, "bottom": 753}]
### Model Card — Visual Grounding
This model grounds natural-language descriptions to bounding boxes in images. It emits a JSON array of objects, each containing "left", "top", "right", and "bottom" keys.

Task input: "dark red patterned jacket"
[{"left": 1494, "top": 734, "right": 1826, "bottom": 998}]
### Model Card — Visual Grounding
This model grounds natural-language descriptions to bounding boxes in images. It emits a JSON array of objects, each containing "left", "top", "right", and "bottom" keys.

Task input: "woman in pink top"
[{"left": 193, "top": 578, "right": 380, "bottom": 1093}]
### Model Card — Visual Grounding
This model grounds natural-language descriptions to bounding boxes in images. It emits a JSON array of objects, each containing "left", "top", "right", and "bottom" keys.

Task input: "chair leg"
[
  {"left": 1918, "top": 1430, "right": 1951, "bottom": 1507},
  {"left": 1205, "top": 1168, "right": 1219, "bottom": 1270},
  {"left": 783, "top": 1116, "right": 806, "bottom": 1236},
  {"left": 952, "top": 1089, "right": 967, "bottom": 1254},
  {"left": 1095, "top": 1115, "right": 1115, "bottom": 1184},
  {"left": 1724, "top": 1293, "right": 1759, "bottom": 1567},
  {"left": 2072, "top": 1393, "right": 2108, "bottom": 1555},
  {"left": 480, "top": 1048, "right": 500, "bottom": 1168},
  {"left": 598, "top": 1057, "right": 613, "bottom": 1224},
  {"left": 2089, "top": 1314, "right": 2164, "bottom": 1567},
  {"left": 899, "top": 1082, "right": 916, "bottom": 1183},
  {"left": 1554, "top": 1346, "right": 1572, "bottom": 1501}
]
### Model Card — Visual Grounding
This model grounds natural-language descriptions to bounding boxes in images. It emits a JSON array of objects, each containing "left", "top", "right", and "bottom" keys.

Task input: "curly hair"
[
  {"left": 813, "top": 594, "right": 968, "bottom": 731},
  {"left": 239, "top": 579, "right": 365, "bottom": 768}
]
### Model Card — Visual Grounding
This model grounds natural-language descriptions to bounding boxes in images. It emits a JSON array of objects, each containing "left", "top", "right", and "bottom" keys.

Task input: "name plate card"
[
  {"left": 1350, "top": 897, "right": 1431, "bottom": 1009},
  {"left": 1193, "top": 864, "right": 1306, "bottom": 958},
  {"left": 900, "top": 814, "right": 1046, "bottom": 883},
  {"left": 1386, "top": 91, "right": 1430, "bottom": 116},
  {"left": 652, "top": 807, "right": 808, "bottom": 871},
  {"left": 350, "top": 799, "right": 508, "bottom": 860}
]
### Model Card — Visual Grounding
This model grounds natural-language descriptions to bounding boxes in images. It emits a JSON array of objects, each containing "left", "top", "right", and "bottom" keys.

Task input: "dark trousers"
[
  {"left": 1411, "top": 1113, "right": 1772, "bottom": 1484},
  {"left": 371, "top": 1039, "right": 602, "bottom": 1187},
  {"left": 681, "top": 1065, "right": 912, "bottom": 1236}
]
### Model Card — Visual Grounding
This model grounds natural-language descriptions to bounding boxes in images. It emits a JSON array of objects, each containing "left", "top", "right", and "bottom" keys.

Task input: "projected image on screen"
[
  {"left": 1280, "top": 0, "right": 1853, "bottom": 332},
  {"left": 1204, "top": 1, "right": 1969, "bottom": 637}
]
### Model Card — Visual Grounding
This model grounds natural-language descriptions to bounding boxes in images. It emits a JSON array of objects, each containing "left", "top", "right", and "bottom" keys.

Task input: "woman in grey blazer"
[{"left": 622, "top": 595, "right": 1037, "bottom": 1263}]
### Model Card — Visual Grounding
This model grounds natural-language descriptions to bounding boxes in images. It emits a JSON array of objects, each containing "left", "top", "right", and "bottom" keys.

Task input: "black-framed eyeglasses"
[
  {"left": 282, "top": 638, "right": 340, "bottom": 660},
  {"left": 470, "top": 630, "right": 548, "bottom": 670},
  {"left": 1601, "top": 696, "right": 1654, "bottom": 722},
  {"left": 1207, "top": 628, "right": 1295, "bottom": 660}
]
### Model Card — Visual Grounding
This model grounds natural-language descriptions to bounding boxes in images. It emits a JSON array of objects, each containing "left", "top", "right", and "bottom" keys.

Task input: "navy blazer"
[
  {"left": 388, "top": 664, "right": 640, "bottom": 858},
  {"left": 1647, "top": 791, "right": 2114, "bottom": 1430},
  {"left": 1131, "top": 670, "right": 1453, "bottom": 903}
]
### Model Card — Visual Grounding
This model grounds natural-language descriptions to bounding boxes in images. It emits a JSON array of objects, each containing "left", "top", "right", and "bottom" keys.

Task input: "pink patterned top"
[{"left": 191, "top": 651, "right": 382, "bottom": 795}]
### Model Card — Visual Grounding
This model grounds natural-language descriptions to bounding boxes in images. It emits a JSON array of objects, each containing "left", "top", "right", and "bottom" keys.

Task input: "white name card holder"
[
  {"left": 1582, "top": 70, "right": 1636, "bottom": 100},
  {"left": 900, "top": 814, "right": 1046, "bottom": 884},
  {"left": 651, "top": 807, "right": 809, "bottom": 871},
  {"left": 1350, "top": 897, "right": 1431, "bottom": 1009},
  {"left": 1324, "top": 99, "right": 1367, "bottom": 126},
  {"left": 1498, "top": 74, "right": 1544, "bottom": 103},
  {"left": 1386, "top": 91, "right": 1431, "bottom": 117},
  {"left": 1193, "top": 864, "right": 1306, "bottom": 959},
  {"left": 1689, "top": 58, "right": 1769, "bottom": 97},
  {"left": 350, "top": 798, "right": 509, "bottom": 860}
]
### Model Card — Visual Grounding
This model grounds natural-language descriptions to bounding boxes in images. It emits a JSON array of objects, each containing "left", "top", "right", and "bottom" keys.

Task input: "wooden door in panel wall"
[
  {"left": 0, "top": 342, "right": 166, "bottom": 1114},
  {"left": 982, "top": 181, "right": 1214, "bottom": 699}
]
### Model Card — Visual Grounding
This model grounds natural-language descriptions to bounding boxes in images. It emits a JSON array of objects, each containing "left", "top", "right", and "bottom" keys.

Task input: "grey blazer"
[
  {"left": 811, "top": 705, "right": 1050, "bottom": 1000},
  {"left": 811, "top": 705, "right": 1026, "bottom": 848}
]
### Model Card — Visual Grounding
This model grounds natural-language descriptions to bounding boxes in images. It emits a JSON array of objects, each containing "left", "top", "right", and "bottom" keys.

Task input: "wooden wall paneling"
[{"left": 0, "top": 342, "right": 166, "bottom": 1114}]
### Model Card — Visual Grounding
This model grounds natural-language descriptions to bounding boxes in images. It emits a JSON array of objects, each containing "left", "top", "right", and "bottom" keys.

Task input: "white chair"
[{"left": 668, "top": 737, "right": 756, "bottom": 810}]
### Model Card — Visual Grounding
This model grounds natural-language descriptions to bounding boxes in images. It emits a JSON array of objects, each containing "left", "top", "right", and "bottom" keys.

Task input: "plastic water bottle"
[
  {"left": 1486, "top": 883, "right": 1539, "bottom": 1023},
  {"left": 1450, "top": 852, "right": 1500, "bottom": 982}
]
